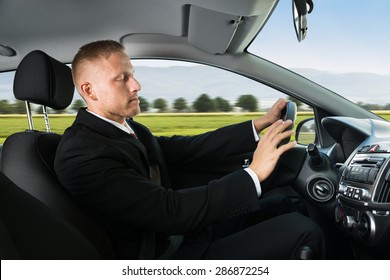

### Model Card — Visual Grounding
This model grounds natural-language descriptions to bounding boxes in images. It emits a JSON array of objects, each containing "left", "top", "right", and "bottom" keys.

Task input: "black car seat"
[
  {"left": 0, "top": 50, "right": 114, "bottom": 259},
  {"left": 0, "top": 171, "right": 110, "bottom": 259}
]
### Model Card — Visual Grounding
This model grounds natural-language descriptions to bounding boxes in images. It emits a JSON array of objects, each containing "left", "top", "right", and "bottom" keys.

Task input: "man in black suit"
[{"left": 54, "top": 40, "right": 325, "bottom": 259}]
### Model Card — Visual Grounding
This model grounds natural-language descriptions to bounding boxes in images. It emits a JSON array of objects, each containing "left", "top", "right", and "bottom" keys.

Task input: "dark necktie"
[{"left": 130, "top": 132, "right": 138, "bottom": 139}]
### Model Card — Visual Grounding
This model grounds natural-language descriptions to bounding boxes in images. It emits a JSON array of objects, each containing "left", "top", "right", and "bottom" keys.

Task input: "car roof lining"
[{"left": 0, "top": 0, "right": 279, "bottom": 72}]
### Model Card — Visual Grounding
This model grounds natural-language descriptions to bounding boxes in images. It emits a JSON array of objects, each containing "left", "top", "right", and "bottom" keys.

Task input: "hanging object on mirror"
[{"left": 292, "top": 0, "right": 314, "bottom": 42}]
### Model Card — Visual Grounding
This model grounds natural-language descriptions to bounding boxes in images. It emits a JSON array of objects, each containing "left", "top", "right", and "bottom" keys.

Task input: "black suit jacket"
[{"left": 54, "top": 108, "right": 261, "bottom": 258}]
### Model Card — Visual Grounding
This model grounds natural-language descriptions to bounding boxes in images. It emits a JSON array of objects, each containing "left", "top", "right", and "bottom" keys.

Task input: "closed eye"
[{"left": 115, "top": 72, "right": 134, "bottom": 82}]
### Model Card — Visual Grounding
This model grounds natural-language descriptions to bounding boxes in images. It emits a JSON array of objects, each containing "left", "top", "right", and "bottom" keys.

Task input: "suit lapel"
[
  {"left": 128, "top": 119, "right": 171, "bottom": 187},
  {"left": 75, "top": 109, "right": 149, "bottom": 163},
  {"left": 127, "top": 119, "right": 162, "bottom": 164}
]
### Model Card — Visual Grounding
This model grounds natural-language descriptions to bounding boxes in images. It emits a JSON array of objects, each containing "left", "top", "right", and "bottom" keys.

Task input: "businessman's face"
[{"left": 80, "top": 51, "right": 142, "bottom": 124}]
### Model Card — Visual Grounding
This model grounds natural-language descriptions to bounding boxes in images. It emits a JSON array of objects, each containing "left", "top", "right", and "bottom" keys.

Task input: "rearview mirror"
[{"left": 292, "top": 0, "right": 314, "bottom": 42}]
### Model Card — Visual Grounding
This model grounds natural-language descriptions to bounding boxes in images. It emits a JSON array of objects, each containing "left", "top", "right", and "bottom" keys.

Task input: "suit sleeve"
[
  {"left": 55, "top": 129, "right": 261, "bottom": 235},
  {"left": 157, "top": 120, "right": 258, "bottom": 165}
]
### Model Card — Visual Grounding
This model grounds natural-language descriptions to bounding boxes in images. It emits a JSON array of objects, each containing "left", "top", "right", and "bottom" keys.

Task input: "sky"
[
  {"left": 134, "top": 0, "right": 390, "bottom": 76},
  {"left": 250, "top": 0, "right": 390, "bottom": 75}
]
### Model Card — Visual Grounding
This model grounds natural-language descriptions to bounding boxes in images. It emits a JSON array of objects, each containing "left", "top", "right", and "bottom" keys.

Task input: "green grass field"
[{"left": 0, "top": 111, "right": 389, "bottom": 144}]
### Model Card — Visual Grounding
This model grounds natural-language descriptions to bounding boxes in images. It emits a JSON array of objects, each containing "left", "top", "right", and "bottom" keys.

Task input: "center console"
[{"left": 336, "top": 143, "right": 390, "bottom": 247}]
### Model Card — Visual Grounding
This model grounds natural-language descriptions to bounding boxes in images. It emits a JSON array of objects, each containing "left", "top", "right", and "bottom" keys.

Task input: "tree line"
[
  {"left": 0, "top": 94, "right": 262, "bottom": 114},
  {"left": 5, "top": 95, "right": 385, "bottom": 114},
  {"left": 0, "top": 99, "right": 85, "bottom": 114},
  {"left": 142, "top": 94, "right": 260, "bottom": 113}
]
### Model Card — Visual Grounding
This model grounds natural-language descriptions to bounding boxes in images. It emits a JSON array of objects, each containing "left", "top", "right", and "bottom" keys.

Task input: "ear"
[{"left": 80, "top": 82, "right": 97, "bottom": 101}]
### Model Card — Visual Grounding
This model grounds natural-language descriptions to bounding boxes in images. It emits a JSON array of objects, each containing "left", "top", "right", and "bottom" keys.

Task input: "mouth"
[{"left": 129, "top": 96, "right": 139, "bottom": 103}]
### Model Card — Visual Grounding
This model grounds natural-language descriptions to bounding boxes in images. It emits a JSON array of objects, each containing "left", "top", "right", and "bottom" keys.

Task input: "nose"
[{"left": 129, "top": 76, "right": 141, "bottom": 92}]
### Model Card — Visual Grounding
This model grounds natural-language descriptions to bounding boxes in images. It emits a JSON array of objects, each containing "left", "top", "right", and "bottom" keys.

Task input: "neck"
[{"left": 86, "top": 108, "right": 126, "bottom": 125}]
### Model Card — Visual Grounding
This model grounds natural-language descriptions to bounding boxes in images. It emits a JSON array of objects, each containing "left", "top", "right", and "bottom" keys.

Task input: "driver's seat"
[{"left": 0, "top": 50, "right": 114, "bottom": 259}]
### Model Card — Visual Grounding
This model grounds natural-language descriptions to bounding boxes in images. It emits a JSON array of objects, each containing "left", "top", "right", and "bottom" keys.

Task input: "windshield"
[{"left": 248, "top": 0, "right": 390, "bottom": 107}]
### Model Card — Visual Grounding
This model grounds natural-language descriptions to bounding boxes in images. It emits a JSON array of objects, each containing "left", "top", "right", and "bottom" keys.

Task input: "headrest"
[{"left": 13, "top": 50, "right": 74, "bottom": 110}]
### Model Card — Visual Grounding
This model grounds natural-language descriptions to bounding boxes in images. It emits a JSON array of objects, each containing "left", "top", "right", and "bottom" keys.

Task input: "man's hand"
[
  {"left": 253, "top": 98, "right": 287, "bottom": 134},
  {"left": 249, "top": 119, "right": 296, "bottom": 182}
]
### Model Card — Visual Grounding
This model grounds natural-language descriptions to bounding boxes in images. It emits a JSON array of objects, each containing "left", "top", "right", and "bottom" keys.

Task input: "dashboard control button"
[{"left": 367, "top": 168, "right": 379, "bottom": 183}]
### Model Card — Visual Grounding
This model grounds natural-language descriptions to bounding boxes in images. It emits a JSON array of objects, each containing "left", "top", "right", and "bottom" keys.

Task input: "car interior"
[{"left": 1, "top": 0, "right": 390, "bottom": 260}]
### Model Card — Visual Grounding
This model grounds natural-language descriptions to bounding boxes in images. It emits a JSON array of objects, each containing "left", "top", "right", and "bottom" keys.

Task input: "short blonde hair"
[{"left": 72, "top": 40, "right": 126, "bottom": 83}]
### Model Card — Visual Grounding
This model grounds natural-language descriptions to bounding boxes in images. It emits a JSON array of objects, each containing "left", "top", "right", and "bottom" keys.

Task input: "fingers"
[
  {"left": 276, "top": 98, "right": 287, "bottom": 113},
  {"left": 250, "top": 118, "right": 296, "bottom": 182},
  {"left": 259, "top": 120, "right": 296, "bottom": 155},
  {"left": 253, "top": 99, "right": 289, "bottom": 133},
  {"left": 278, "top": 139, "right": 297, "bottom": 153},
  {"left": 261, "top": 119, "right": 293, "bottom": 144},
  {"left": 272, "top": 98, "right": 287, "bottom": 118}
]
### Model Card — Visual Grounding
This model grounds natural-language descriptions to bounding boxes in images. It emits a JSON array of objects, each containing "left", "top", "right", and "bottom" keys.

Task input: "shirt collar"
[{"left": 86, "top": 109, "right": 134, "bottom": 135}]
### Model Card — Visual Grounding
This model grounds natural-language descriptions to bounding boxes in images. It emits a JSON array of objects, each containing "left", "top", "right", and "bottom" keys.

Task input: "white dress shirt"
[{"left": 245, "top": 121, "right": 261, "bottom": 197}]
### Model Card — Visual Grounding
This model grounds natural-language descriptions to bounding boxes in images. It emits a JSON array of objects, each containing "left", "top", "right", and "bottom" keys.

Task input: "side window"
[
  {"left": 0, "top": 60, "right": 312, "bottom": 144},
  {"left": 0, "top": 70, "right": 83, "bottom": 144},
  {"left": 131, "top": 60, "right": 311, "bottom": 137},
  {"left": 0, "top": 71, "right": 18, "bottom": 144}
]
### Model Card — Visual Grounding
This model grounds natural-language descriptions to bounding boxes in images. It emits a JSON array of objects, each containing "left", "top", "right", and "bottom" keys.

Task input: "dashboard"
[{"left": 322, "top": 117, "right": 390, "bottom": 251}]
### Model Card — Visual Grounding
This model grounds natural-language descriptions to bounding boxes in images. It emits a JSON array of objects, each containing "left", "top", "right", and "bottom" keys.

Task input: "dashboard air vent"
[{"left": 374, "top": 181, "right": 390, "bottom": 203}]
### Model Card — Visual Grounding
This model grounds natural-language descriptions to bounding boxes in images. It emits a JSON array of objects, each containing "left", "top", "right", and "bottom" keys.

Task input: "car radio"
[
  {"left": 336, "top": 143, "right": 390, "bottom": 246},
  {"left": 339, "top": 153, "right": 384, "bottom": 201}
]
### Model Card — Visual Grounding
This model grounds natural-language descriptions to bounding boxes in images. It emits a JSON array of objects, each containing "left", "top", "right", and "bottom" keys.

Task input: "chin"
[{"left": 128, "top": 107, "right": 141, "bottom": 118}]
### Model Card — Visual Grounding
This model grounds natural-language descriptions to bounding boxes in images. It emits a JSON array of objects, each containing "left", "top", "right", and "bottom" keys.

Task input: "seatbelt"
[{"left": 149, "top": 162, "right": 161, "bottom": 185}]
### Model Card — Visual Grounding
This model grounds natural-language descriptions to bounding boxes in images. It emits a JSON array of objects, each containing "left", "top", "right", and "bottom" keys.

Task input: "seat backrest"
[{"left": 0, "top": 50, "right": 114, "bottom": 259}]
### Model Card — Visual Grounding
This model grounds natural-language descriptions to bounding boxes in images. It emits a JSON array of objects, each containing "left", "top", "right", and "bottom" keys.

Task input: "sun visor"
[{"left": 188, "top": 5, "right": 243, "bottom": 54}]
